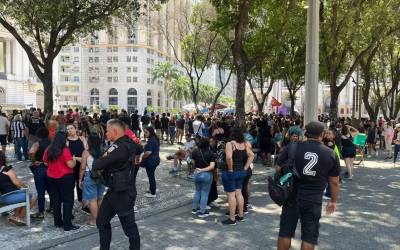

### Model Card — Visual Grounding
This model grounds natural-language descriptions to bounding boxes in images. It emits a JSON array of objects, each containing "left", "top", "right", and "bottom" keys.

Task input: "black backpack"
[{"left": 267, "top": 142, "right": 298, "bottom": 206}]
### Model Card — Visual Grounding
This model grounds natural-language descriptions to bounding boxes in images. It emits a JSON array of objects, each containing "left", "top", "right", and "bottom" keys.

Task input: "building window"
[
  {"left": 113, "top": 76, "right": 118, "bottom": 82},
  {"left": 132, "top": 77, "right": 138, "bottom": 82},
  {"left": 132, "top": 66, "right": 138, "bottom": 72},
  {"left": 147, "top": 58, "right": 151, "bottom": 63},
  {"left": 127, "top": 56, "right": 131, "bottom": 62},
  {"left": 107, "top": 47, "right": 113, "bottom": 52},
  {"left": 147, "top": 78, "right": 151, "bottom": 84},
  {"left": 89, "top": 76, "right": 99, "bottom": 83},
  {"left": 108, "top": 67, "right": 112, "bottom": 73},
  {"left": 89, "top": 57, "right": 93, "bottom": 63},
  {"left": 109, "top": 88, "right": 118, "bottom": 106},
  {"left": 107, "top": 77, "right": 112, "bottom": 82},
  {"left": 132, "top": 47, "right": 138, "bottom": 52},
  {"left": 73, "top": 57, "right": 79, "bottom": 62},
  {"left": 0, "top": 41, "right": 5, "bottom": 74},
  {"left": 90, "top": 88, "right": 99, "bottom": 106},
  {"left": 127, "top": 76, "right": 131, "bottom": 82},
  {"left": 107, "top": 56, "right": 112, "bottom": 63},
  {"left": 113, "top": 56, "right": 118, "bottom": 62},
  {"left": 94, "top": 47, "right": 100, "bottom": 52},
  {"left": 157, "top": 91, "right": 162, "bottom": 107},
  {"left": 147, "top": 89, "right": 152, "bottom": 106},
  {"left": 0, "top": 87, "right": 6, "bottom": 104},
  {"left": 113, "top": 67, "right": 118, "bottom": 73},
  {"left": 132, "top": 56, "right": 137, "bottom": 62},
  {"left": 126, "top": 47, "right": 131, "bottom": 52},
  {"left": 113, "top": 47, "right": 118, "bottom": 52},
  {"left": 73, "top": 76, "right": 80, "bottom": 82},
  {"left": 94, "top": 57, "right": 99, "bottom": 63},
  {"left": 89, "top": 48, "right": 94, "bottom": 53},
  {"left": 127, "top": 67, "right": 131, "bottom": 73},
  {"left": 147, "top": 68, "right": 151, "bottom": 74},
  {"left": 127, "top": 88, "right": 137, "bottom": 114}
]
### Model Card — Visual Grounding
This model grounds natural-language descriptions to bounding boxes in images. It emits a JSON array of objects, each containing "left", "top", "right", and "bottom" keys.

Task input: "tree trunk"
[
  {"left": 329, "top": 88, "right": 339, "bottom": 120},
  {"left": 290, "top": 95, "right": 296, "bottom": 116},
  {"left": 235, "top": 67, "right": 246, "bottom": 126},
  {"left": 41, "top": 69, "right": 54, "bottom": 120}
]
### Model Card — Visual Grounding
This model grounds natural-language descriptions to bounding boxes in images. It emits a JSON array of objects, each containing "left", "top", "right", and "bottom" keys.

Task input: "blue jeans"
[
  {"left": 145, "top": 158, "right": 160, "bottom": 195},
  {"left": 0, "top": 190, "right": 31, "bottom": 204},
  {"left": 168, "top": 127, "right": 176, "bottom": 144},
  {"left": 14, "top": 137, "right": 28, "bottom": 160},
  {"left": 31, "top": 165, "right": 51, "bottom": 212},
  {"left": 192, "top": 171, "right": 213, "bottom": 213}
]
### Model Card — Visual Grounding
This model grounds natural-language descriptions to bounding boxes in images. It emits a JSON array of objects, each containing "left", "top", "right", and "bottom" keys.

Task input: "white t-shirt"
[
  {"left": 0, "top": 116, "right": 9, "bottom": 135},
  {"left": 192, "top": 120, "right": 204, "bottom": 137}
]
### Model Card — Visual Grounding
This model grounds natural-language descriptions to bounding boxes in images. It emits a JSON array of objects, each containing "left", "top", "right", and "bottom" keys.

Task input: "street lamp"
[{"left": 304, "top": 0, "right": 320, "bottom": 125}]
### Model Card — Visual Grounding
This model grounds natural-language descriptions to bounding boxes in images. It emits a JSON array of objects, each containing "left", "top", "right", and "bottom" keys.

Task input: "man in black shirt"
[
  {"left": 130, "top": 110, "right": 140, "bottom": 137},
  {"left": 276, "top": 121, "right": 340, "bottom": 250},
  {"left": 160, "top": 113, "right": 169, "bottom": 141}
]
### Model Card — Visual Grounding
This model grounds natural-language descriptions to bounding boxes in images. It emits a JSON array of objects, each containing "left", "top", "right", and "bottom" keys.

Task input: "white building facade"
[{"left": 0, "top": 26, "right": 44, "bottom": 112}]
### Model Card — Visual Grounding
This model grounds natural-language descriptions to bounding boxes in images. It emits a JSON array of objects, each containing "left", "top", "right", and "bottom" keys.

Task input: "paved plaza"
[{"left": 1, "top": 146, "right": 399, "bottom": 250}]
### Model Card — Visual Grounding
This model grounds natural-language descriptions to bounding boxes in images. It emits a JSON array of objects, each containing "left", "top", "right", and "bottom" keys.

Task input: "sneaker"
[
  {"left": 145, "top": 193, "right": 157, "bottom": 198},
  {"left": 206, "top": 206, "right": 211, "bottom": 210},
  {"left": 166, "top": 155, "right": 174, "bottom": 160},
  {"left": 235, "top": 215, "right": 245, "bottom": 222},
  {"left": 197, "top": 211, "right": 210, "bottom": 218},
  {"left": 348, "top": 175, "right": 353, "bottom": 180},
  {"left": 134, "top": 206, "right": 139, "bottom": 213},
  {"left": 243, "top": 208, "right": 249, "bottom": 214},
  {"left": 64, "top": 225, "right": 80, "bottom": 231},
  {"left": 191, "top": 209, "right": 199, "bottom": 215},
  {"left": 81, "top": 206, "right": 91, "bottom": 214},
  {"left": 221, "top": 218, "right": 236, "bottom": 225},
  {"left": 323, "top": 195, "right": 331, "bottom": 200}
]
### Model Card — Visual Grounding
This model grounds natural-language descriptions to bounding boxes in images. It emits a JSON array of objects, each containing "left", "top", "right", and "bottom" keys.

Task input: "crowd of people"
[{"left": 0, "top": 106, "right": 399, "bottom": 248}]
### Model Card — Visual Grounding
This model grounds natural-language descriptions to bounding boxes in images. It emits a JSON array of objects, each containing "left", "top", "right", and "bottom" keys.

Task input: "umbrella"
[
  {"left": 209, "top": 103, "right": 227, "bottom": 110},
  {"left": 182, "top": 103, "right": 203, "bottom": 112},
  {"left": 223, "top": 108, "right": 236, "bottom": 114}
]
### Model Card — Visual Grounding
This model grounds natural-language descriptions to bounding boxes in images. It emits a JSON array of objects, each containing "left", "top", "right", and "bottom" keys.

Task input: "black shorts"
[
  {"left": 278, "top": 200, "right": 322, "bottom": 245},
  {"left": 0, "top": 135, "right": 7, "bottom": 146}
]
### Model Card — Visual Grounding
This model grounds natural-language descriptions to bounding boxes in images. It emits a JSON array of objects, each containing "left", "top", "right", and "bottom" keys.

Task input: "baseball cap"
[{"left": 305, "top": 121, "right": 326, "bottom": 136}]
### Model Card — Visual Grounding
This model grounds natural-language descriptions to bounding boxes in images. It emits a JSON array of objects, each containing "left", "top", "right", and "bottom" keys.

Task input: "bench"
[{"left": 0, "top": 189, "right": 30, "bottom": 226}]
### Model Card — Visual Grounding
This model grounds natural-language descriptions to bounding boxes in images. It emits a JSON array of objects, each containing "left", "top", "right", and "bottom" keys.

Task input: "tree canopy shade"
[{"left": 0, "top": 0, "right": 166, "bottom": 116}]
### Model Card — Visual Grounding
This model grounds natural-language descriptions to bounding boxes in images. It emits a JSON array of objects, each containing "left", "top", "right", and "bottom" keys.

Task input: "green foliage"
[
  {"left": 152, "top": 61, "right": 180, "bottom": 84},
  {"left": 168, "top": 76, "right": 191, "bottom": 101},
  {"left": 198, "top": 84, "right": 218, "bottom": 104},
  {"left": 218, "top": 95, "right": 235, "bottom": 105}
]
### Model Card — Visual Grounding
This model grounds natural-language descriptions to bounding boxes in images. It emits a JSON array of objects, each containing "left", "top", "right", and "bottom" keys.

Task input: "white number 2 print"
[{"left": 303, "top": 152, "right": 318, "bottom": 176}]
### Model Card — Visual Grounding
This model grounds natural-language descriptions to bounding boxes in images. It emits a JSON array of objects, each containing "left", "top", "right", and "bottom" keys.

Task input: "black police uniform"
[
  {"left": 93, "top": 135, "right": 140, "bottom": 250},
  {"left": 277, "top": 140, "right": 340, "bottom": 245}
]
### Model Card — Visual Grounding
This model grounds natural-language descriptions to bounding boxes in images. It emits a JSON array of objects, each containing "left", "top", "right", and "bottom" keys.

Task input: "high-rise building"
[{"left": 54, "top": 0, "right": 192, "bottom": 114}]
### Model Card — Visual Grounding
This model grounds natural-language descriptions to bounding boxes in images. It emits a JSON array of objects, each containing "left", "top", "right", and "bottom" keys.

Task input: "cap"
[{"left": 305, "top": 121, "right": 325, "bottom": 136}]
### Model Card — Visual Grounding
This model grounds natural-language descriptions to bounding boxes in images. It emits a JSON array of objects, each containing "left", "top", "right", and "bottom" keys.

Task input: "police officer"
[
  {"left": 93, "top": 119, "right": 140, "bottom": 250},
  {"left": 276, "top": 121, "right": 340, "bottom": 250}
]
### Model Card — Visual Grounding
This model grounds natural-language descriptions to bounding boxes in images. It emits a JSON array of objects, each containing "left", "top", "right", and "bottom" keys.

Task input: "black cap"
[{"left": 305, "top": 121, "right": 325, "bottom": 136}]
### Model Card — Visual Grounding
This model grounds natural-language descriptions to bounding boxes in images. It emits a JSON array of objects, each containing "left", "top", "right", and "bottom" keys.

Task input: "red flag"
[{"left": 271, "top": 97, "right": 281, "bottom": 107}]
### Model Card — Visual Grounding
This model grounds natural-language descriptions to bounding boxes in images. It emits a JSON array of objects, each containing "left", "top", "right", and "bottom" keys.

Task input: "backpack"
[
  {"left": 216, "top": 142, "right": 227, "bottom": 169},
  {"left": 267, "top": 142, "right": 298, "bottom": 206}
]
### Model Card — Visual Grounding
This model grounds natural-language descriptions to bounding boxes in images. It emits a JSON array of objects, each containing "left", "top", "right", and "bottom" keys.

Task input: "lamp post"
[{"left": 304, "top": 0, "right": 320, "bottom": 125}]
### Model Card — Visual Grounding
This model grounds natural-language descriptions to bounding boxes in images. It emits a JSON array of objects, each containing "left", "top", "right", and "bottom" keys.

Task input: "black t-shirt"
[
  {"left": 28, "top": 117, "right": 45, "bottom": 136},
  {"left": 130, "top": 114, "right": 140, "bottom": 129},
  {"left": 154, "top": 119, "right": 162, "bottom": 129},
  {"left": 191, "top": 149, "right": 214, "bottom": 169},
  {"left": 141, "top": 116, "right": 150, "bottom": 125},
  {"left": 176, "top": 118, "right": 185, "bottom": 129},
  {"left": 278, "top": 140, "right": 340, "bottom": 204},
  {"left": 161, "top": 117, "right": 169, "bottom": 129}
]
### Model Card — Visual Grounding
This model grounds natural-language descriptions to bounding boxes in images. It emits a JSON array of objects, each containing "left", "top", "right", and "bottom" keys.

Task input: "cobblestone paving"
[
  {"left": 52, "top": 157, "right": 400, "bottom": 250},
  {"left": 0, "top": 143, "right": 272, "bottom": 250}
]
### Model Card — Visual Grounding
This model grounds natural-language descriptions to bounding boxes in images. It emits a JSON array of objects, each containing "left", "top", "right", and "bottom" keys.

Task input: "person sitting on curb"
[{"left": 167, "top": 135, "right": 196, "bottom": 175}]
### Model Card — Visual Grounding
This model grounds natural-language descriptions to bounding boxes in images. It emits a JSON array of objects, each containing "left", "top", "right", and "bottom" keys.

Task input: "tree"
[
  {"left": 320, "top": 0, "right": 400, "bottom": 119},
  {"left": 152, "top": 61, "right": 180, "bottom": 109},
  {"left": 168, "top": 76, "right": 191, "bottom": 102},
  {"left": 0, "top": 0, "right": 165, "bottom": 116},
  {"left": 158, "top": 1, "right": 217, "bottom": 112},
  {"left": 198, "top": 84, "right": 218, "bottom": 105}
]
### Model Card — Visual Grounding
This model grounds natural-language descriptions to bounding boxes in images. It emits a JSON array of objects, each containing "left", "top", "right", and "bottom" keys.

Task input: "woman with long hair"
[
  {"left": 191, "top": 138, "right": 215, "bottom": 218},
  {"left": 43, "top": 131, "right": 79, "bottom": 231},
  {"left": 66, "top": 123, "right": 88, "bottom": 210},
  {"left": 29, "top": 127, "right": 52, "bottom": 218},
  {"left": 141, "top": 127, "right": 160, "bottom": 198},
  {"left": 221, "top": 127, "right": 254, "bottom": 225},
  {"left": 341, "top": 125, "right": 357, "bottom": 180},
  {"left": 79, "top": 134, "right": 105, "bottom": 226}
]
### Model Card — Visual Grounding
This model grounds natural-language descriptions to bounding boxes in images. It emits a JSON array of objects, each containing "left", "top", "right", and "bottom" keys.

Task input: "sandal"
[
  {"left": 31, "top": 212, "right": 45, "bottom": 219},
  {"left": 9, "top": 217, "right": 26, "bottom": 226}
]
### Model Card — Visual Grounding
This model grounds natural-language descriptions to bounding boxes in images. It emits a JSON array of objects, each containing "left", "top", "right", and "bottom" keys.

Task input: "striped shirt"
[{"left": 11, "top": 121, "right": 26, "bottom": 138}]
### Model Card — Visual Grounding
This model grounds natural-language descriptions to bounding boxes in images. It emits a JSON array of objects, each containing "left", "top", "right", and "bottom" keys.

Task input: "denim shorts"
[
  {"left": 82, "top": 171, "right": 105, "bottom": 201},
  {"left": 221, "top": 170, "right": 248, "bottom": 192},
  {"left": 0, "top": 190, "right": 32, "bottom": 205}
]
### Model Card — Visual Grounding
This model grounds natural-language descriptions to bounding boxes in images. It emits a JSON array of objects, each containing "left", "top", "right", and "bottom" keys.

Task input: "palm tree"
[
  {"left": 168, "top": 76, "right": 191, "bottom": 101},
  {"left": 152, "top": 62, "right": 180, "bottom": 110},
  {"left": 198, "top": 84, "right": 218, "bottom": 105}
]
